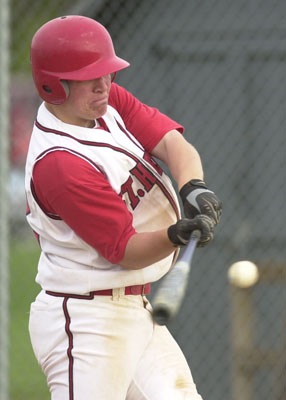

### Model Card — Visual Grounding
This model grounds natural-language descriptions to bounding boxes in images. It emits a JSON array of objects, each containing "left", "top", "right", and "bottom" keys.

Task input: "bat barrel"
[
  {"left": 151, "top": 229, "right": 201, "bottom": 325},
  {"left": 151, "top": 260, "right": 192, "bottom": 324}
]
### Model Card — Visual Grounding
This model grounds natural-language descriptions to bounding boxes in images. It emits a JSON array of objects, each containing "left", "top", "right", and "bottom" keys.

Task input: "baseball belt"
[{"left": 46, "top": 283, "right": 151, "bottom": 299}]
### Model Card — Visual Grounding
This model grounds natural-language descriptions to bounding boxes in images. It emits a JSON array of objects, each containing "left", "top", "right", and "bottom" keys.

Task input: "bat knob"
[
  {"left": 191, "top": 229, "right": 202, "bottom": 240},
  {"left": 152, "top": 305, "right": 171, "bottom": 326}
]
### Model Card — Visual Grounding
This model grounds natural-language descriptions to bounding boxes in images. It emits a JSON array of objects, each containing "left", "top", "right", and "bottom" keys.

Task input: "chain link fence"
[{"left": 5, "top": 0, "right": 286, "bottom": 399}]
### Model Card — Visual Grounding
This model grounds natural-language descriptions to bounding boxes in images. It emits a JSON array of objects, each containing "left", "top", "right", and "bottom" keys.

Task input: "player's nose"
[{"left": 92, "top": 75, "right": 111, "bottom": 92}]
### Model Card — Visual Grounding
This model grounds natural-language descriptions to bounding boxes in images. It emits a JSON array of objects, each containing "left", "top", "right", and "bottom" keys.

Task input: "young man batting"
[{"left": 25, "top": 15, "right": 222, "bottom": 400}]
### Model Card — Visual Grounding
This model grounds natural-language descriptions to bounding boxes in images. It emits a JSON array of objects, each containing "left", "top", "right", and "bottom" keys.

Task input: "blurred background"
[{"left": 0, "top": 0, "right": 286, "bottom": 399}]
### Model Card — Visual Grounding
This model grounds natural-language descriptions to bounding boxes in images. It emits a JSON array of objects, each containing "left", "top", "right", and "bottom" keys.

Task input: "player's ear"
[{"left": 60, "top": 80, "right": 70, "bottom": 98}]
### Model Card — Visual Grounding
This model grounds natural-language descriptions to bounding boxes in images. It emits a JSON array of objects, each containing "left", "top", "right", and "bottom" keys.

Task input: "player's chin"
[{"left": 90, "top": 103, "right": 108, "bottom": 119}]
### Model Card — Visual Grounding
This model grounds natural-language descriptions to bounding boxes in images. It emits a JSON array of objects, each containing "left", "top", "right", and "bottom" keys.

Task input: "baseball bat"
[{"left": 152, "top": 229, "right": 201, "bottom": 325}]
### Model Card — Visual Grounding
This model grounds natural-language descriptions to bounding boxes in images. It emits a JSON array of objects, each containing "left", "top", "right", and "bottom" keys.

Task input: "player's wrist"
[
  {"left": 179, "top": 179, "right": 208, "bottom": 202},
  {"left": 168, "top": 216, "right": 215, "bottom": 248},
  {"left": 167, "top": 224, "right": 185, "bottom": 247}
]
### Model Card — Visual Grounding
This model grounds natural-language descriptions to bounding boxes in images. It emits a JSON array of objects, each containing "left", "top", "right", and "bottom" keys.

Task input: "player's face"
[{"left": 54, "top": 75, "right": 112, "bottom": 128}]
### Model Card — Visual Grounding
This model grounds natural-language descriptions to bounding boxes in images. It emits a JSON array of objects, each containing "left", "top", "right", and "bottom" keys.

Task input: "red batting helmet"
[{"left": 30, "top": 15, "right": 130, "bottom": 104}]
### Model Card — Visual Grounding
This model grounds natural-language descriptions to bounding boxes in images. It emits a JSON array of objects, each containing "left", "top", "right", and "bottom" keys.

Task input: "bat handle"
[{"left": 180, "top": 229, "right": 201, "bottom": 263}]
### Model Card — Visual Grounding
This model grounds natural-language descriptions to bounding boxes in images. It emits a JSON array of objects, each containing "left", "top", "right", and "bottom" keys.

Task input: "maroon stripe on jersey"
[
  {"left": 97, "top": 117, "right": 110, "bottom": 132},
  {"left": 35, "top": 146, "right": 105, "bottom": 176},
  {"left": 156, "top": 181, "right": 180, "bottom": 219},
  {"left": 115, "top": 119, "right": 144, "bottom": 151},
  {"left": 33, "top": 230, "right": 40, "bottom": 245},
  {"left": 31, "top": 147, "right": 107, "bottom": 219},
  {"left": 30, "top": 177, "right": 62, "bottom": 220},
  {"left": 35, "top": 120, "right": 140, "bottom": 163},
  {"left": 63, "top": 298, "right": 74, "bottom": 400},
  {"left": 35, "top": 120, "right": 180, "bottom": 219}
]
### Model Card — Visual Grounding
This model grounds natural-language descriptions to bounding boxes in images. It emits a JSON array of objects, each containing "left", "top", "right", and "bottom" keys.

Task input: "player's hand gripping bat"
[{"left": 152, "top": 229, "right": 201, "bottom": 325}]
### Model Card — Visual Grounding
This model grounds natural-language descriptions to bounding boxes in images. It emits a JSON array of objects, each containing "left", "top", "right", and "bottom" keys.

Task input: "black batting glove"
[
  {"left": 179, "top": 179, "right": 222, "bottom": 225},
  {"left": 168, "top": 215, "right": 215, "bottom": 248}
]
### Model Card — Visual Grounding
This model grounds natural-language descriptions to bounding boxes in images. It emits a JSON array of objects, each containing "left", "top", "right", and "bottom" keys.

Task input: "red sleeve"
[
  {"left": 108, "top": 83, "right": 184, "bottom": 152},
  {"left": 32, "top": 151, "right": 136, "bottom": 264}
]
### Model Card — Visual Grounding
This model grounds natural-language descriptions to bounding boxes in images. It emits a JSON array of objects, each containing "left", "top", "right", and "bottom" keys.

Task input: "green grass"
[{"left": 10, "top": 237, "right": 50, "bottom": 400}]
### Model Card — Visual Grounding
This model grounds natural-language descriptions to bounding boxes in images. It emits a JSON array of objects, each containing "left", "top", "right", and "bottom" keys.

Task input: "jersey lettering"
[
  {"left": 120, "top": 161, "right": 159, "bottom": 210},
  {"left": 121, "top": 176, "right": 140, "bottom": 209},
  {"left": 143, "top": 152, "right": 163, "bottom": 176},
  {"left": 131, "top": 163, "right": 157, "bottom": 192}
]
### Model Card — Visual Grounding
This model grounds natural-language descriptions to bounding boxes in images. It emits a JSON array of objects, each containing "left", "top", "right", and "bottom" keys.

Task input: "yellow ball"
[{"left": 228, "top": 260, "right": 259, "bottom": 288}]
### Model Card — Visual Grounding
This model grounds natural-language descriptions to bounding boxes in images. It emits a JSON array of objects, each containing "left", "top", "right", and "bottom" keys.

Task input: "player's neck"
[{"left": 44, "top": 102, "right": 96, "bottom": 128}]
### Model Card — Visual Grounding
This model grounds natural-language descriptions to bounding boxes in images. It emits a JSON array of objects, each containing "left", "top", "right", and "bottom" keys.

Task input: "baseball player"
[{"left": 25, "top": 15, "right": 222, "bottom": 400}]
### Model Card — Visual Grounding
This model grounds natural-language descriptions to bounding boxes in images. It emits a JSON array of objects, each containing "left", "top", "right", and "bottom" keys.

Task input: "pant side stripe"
[{"left": 63, "top": 297, "right": 74, "bottom": 400}]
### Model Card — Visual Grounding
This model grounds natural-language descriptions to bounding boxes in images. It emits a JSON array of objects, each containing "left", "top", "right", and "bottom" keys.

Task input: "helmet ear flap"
[{"left": 34, "top": 72, "right": 68, "bottom": 104}]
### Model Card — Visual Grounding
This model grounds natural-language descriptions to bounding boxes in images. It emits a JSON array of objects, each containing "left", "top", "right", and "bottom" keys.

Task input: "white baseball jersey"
[
  {"left": 27, "top": 88, "right": 204, "bottom": 400},
  {"left": 25, "top": 102, "right": 180, "bottom": 294}
]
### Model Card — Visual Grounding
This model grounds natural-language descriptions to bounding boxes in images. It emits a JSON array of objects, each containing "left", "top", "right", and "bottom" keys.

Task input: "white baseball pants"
[{"left": 29, "top": 289, "right": 203, "bottom": 400}]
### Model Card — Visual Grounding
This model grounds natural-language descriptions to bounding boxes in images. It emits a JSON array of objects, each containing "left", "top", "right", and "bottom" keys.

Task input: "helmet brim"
[{"left": 48, "top": 56, "right": 130, "bottom": 81}]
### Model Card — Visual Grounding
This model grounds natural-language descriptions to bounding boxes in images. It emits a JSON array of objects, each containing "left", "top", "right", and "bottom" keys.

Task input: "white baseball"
[{"left": 227, "top": 260, "right": 259, "bottom": 288}]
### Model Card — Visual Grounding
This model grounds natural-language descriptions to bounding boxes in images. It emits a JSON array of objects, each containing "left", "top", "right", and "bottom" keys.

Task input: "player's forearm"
[
  {"left": 152, "top": 130, "right": 204, "bottom": 190},
  {"left": 169, "top": 141, "right": 204, "bottom": 190},
  {"left": 119, "top": 230, "right": 175, "bottom": 270}
]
